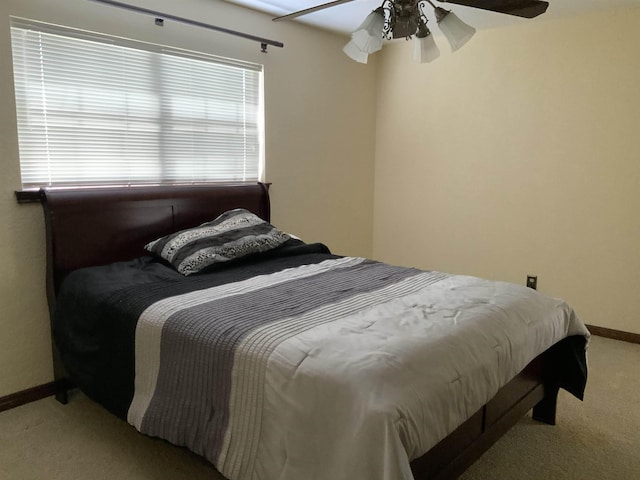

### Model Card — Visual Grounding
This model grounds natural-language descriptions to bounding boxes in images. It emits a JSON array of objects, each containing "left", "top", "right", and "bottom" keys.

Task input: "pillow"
[{"left": 145, "top": 208, "right": 291, "bottom": 275}]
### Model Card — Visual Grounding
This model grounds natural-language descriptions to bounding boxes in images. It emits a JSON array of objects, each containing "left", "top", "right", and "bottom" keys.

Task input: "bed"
[{"left": 40, "top": 182, "right": 589, "bottom": 480}]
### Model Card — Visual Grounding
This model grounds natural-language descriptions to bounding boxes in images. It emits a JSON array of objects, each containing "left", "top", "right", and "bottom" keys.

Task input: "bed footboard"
[{"left": 410, "top": 353, "right": 558, "bottom": 480}]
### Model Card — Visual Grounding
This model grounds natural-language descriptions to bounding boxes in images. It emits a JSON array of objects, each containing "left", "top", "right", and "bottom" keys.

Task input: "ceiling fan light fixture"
[
  {"left": 414, "top": 26, "right": 440, "bottom": 63},
  {"left": 343, "top": 39, "right": 369, "bottom": 63},
  {"left": 275, "top": 0, "right": 549, "bottom": 64},
  {"left": 351, "top": 8, "right": 385, "bottom": 53},
  {"left": 434, "top": 7, "right": 476, "bottom": 52}
]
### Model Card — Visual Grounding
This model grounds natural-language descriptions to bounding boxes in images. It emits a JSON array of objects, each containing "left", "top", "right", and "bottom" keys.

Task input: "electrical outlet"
[{"left": 526, "top": 275, "right": 537, "bottom": 290}]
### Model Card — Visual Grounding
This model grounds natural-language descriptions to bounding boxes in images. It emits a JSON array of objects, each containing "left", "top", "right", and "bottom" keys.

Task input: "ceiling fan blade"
[
  {"left": 273, "top": 0, "right": 357, "bottom": 22},
  {"left": 438, "top": 0, "right": 549, "bottom": 19}
]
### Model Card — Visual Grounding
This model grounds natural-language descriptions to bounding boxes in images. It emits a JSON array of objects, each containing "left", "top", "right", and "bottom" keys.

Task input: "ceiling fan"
[
  {"left": 273, "top": 0, "right": 549, "bottom": 22},
  {"left": 273, "top": 0, "right": 549, "bottom": 64}
]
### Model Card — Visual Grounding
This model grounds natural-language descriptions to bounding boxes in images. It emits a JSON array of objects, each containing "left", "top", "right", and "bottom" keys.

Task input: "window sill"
[{"left": 15, "top": 190, "right": 41, "bottom": 204}]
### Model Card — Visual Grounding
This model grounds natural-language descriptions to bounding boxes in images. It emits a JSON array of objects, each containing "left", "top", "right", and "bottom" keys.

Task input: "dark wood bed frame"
[{"left": 40, "top": 182, "right": 559, "bottom": 480}]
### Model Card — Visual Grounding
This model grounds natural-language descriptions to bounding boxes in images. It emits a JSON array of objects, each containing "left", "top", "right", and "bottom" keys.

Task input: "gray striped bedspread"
[
  {"left": 121, "top": 256, "right": 588, "bottom": 480},
  {"left": 128, "top": 258, "right": 586, "bottom": 480}
]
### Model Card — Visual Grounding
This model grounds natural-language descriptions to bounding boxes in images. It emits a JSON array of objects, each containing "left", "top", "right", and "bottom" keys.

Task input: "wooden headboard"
[{"left": 40, "top": 182, "right": 271, "bottom": 312}]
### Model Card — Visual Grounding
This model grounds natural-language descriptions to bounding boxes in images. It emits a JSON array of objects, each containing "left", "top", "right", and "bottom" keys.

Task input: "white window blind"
[{"left": 10, "top": 19, "right": 264, "bottom": 189}]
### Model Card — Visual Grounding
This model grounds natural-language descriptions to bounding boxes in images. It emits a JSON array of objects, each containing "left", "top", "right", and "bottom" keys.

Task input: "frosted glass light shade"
[
  {"left": 351, "top": 10, "right": 384, "bottom": 54},
  {"left": 343, "top": 40, "right": 369, "bottom": 64},
  {"left": 436, "top": 9, "right": 476, "bottom": 52},
  {"left": 413, "top": 32, "right": 440, "bottom": 63}
]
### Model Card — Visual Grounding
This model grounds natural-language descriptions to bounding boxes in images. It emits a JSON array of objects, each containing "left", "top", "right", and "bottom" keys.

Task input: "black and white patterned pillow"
[{"left": 145, "top": 208, "right": 291, "bottom": 275}]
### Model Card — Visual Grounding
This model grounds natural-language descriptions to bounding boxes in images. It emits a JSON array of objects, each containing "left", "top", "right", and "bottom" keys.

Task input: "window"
[{"left": 10, "top": 19, "right": 264, "bottom": 189}]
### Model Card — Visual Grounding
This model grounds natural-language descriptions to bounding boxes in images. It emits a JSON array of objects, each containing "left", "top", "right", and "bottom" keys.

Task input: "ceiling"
[{"left": 224, "top": 0, "right": 640, "bottom": 35}]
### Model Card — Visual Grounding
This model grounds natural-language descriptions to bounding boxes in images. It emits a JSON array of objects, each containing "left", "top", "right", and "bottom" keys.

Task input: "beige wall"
[
  {"left": 0, "top": 0, "right": 377, "bottom": 396},
  {"left": 373, "top": 7, "right": 640, "bottom": 334},
  {"left": 4, "top": 1, "right": 639, "bottom": 398}
]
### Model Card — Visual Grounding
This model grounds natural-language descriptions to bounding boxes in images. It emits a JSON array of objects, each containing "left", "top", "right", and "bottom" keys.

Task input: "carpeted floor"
[{"left": 1, "top": 336, "right": 638, "bottom": 480}]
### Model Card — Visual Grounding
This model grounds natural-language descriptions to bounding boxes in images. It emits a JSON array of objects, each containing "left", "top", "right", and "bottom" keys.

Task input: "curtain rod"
[{"left": 89, "top": 0, "right": 284, "bottom": 52}]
